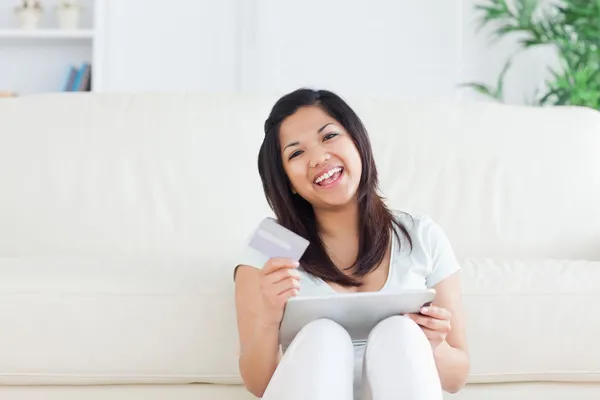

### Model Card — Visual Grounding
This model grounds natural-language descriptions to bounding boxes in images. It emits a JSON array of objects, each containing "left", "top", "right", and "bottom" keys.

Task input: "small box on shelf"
[
  {"left": 57, "top": 1, "right": 85, "bottom": 30},
  {"left": 12, "top": 0, "right": 86, "bottom": 31},
  {"left": 14, "top": 1, "right": 43, "bottom": 30}
]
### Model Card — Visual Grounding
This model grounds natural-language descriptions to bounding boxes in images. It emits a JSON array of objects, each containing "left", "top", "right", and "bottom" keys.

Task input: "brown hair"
[{"left": 258, "top": 88, "right": 411, "bottom": 287}]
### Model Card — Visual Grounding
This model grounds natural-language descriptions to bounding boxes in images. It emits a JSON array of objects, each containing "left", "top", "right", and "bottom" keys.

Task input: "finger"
[
  {"left": 407, "top": 313, "right": 429, "bottom": 327},
  {"left": 420, "top": 326, "right": 447, "bottom": 342},
  {"left": 270, "top": 288, "right": 298, "bottom": 310},
  {"left": 279, "top": 287, "right": 299, "bottom": 301},
  {"left": 264, "top": 267, "right": 301, "bottom": 285},
  {"left": 269, "top": 276, "right": 301, "bottom": 296},
  {"left": 262, "top": 258, "right": 300, "bottom": 273},
  {"left": 420, "top": 305, "right": 451, "bottom": 320},
  {"left": 408, "top": 314, "right": 451, "bottom": 333}
]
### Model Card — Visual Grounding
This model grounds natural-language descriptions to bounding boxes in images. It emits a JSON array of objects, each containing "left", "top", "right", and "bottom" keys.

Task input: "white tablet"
[{"left": 279, "top": 289, "right": 435, "bottom": 348}]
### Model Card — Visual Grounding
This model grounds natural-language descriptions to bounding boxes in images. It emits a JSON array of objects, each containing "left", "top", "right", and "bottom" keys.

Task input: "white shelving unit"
[
  {"left": 0, "top": 29, "right": 94, "bottom": 40},
  {"left": 0, "top": 0, "right": 99, "bottom": 96}
]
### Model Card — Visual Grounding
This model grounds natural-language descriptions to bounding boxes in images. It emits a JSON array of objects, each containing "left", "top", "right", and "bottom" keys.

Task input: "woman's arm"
[
  {"left": 235, "top": 266, "right": 281, "bottom": 398},
  {"left": 431, "top": 272, "right": 470, "bottom": 392},
  {"left": 410, "top": 272, "right": 470, "bottom": 393},
  {"left": 406, "top": 217, "right": 470, "bottom": 393}
]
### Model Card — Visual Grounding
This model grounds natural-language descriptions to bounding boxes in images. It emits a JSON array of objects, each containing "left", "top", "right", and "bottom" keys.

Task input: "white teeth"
[{"left": 314, "top": 167, "right": 342, "bottom": 184}]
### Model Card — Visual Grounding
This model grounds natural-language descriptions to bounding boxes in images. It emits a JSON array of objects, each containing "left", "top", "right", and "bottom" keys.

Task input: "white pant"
[{"left": 262, "top": 316, "right": 443, "bottom": 400}]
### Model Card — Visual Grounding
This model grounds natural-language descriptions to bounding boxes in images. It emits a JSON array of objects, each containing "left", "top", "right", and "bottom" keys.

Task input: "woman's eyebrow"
[
  {"left": 318, "top": 123, "right": 334, "bottom": 133},
  {"left": 283, "top": 141, "right": 300, "bottom": 151},
  {"left": 284, "top": 123, "right": 335, "bottom": 151}
]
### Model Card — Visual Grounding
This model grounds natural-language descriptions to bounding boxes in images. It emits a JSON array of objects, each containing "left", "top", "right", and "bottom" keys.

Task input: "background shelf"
[{"left": 0, "top": 29, "right": 94, "bottom": 41}]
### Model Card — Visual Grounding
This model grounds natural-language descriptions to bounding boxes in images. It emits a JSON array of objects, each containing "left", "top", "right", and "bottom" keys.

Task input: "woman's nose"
[{"left": 309, "top": 152, "right": 331, "bottom": 168}]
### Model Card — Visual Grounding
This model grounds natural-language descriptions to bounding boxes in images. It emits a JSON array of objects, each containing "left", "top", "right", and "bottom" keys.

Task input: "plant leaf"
[
  {"left": 495, "top": 57, "right": 513, "bottom": 99},
  {"left": 469, "top": 0, "right": 600, "bottom": 110},
  {"left": 459, "top": 82, "right": 503, "bottom": 101}
]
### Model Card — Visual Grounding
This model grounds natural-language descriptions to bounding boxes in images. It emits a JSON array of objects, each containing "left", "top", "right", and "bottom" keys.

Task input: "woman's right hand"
[{"left": 258, "top": 258, "right": 301, "bottom": 326}]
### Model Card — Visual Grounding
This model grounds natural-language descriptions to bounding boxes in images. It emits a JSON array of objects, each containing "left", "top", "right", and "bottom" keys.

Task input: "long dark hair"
[{"left": 258, "top": 88, "right": 411, "bottom": 287}]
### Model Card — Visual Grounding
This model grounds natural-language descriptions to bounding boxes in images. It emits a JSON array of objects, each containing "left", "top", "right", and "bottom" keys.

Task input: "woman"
[{"left": 234, "top": 88, "right": 469, "bottom": 400}]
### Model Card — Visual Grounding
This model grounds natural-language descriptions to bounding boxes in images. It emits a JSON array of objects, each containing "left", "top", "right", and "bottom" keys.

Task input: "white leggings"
[{"left": 262, "top": 316, "right": 443, "bottom": 400}]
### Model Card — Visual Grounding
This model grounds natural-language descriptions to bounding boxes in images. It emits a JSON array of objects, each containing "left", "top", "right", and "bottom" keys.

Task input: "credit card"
[{"left": 248, "top": 217, "right": 310, "bottom": 261}]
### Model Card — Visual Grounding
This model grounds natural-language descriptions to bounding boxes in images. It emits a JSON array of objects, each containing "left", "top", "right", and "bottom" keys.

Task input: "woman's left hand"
[{"left": 407, "top": 305, "right": 452, "bottom": 350}]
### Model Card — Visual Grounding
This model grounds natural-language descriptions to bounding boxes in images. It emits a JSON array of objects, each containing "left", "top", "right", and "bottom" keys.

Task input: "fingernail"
[
  {"left": 421, "top": 307, "right": 429, "bottom": 313},
  {"left": 293, "top": 261, "right": 300, "bottom": 267}
]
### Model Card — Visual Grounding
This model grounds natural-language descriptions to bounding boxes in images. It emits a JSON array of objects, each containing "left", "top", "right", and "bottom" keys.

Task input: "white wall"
[
  {"left": 98, "top": 0, "right": 464, "bottom": 100},
  {"left": 236, "top": 0, "right": 462, "bottom": 99},
  {"left": 99, "top": 0, "right": 239, "bottom": 93},
  {"left": 3, "top": 0, "right": 560, "bottom": 103},
  {"left": 0, "top": 0, "right": 95, "bottom": 95}
]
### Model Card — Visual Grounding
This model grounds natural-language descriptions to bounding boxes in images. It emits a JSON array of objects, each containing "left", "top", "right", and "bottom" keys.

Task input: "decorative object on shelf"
[
  {"left": 56, "top": 0, "right": 83, "bottom": 30},
  {"left": 62, "top": 62, "right": 92, "bottom": 91},
  {"left": 14, "top": 0, "right": 43, "bottom": 30},
  {"left": 461, "top": 0, "right": 600, "bottom": 110}
]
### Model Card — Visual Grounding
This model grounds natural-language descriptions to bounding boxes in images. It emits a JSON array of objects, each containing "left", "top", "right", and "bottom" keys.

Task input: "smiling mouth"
[{"left": 314, "top": 167, "right": 344, "bottom": 187}]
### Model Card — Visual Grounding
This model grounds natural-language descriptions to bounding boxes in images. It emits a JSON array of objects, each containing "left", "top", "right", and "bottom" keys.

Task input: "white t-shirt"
[{"left": 237, "top": 213, "right": 461, "bottom": 397}]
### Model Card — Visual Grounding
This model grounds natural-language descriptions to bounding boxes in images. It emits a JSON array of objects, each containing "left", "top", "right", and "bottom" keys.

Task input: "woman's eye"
[
  {"left": 323, "top": 133, "right": 338, "bottom": 141},
  {"left": 289, "top": 150, "right": 303, "bottom": 160}
]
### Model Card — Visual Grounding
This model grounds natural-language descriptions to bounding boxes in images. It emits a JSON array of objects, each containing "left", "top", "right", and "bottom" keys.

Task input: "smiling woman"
[
  {"left": 233, "top": 88, "right": 469, "bottom": 400},
  {"left": 256, "top": 90, "right": 405, "bottom": 288},
  {"left": 280, "top": 111, "right": 360, "bottom": 204}
]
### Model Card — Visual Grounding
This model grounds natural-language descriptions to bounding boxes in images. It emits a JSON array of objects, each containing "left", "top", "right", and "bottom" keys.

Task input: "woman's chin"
[
  {"left": 299, "top": 181, "right": 359, "bottom": 210},
  {"left": 312, "top": 192, "right": 358, "bottom": 210}
]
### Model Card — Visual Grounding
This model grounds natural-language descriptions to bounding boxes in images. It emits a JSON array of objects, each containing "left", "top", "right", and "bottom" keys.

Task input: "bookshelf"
[
  {"left": 0, "top": 28, "right": 94, "bottom": 40},
  {"left": 0, "top": 0, "right": 98, "bottom": 96}
]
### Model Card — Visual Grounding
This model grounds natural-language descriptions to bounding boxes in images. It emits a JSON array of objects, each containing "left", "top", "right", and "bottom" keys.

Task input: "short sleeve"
[
  {"left": 422, "top": 216, "right": 461, "bottom": 288},
  {"left": 233, "top": 245, "right": 270, "bottom": 281}
]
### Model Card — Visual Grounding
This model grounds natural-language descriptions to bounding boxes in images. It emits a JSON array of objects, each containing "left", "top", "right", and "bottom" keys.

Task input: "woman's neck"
[{"left": 314, "top": 202, "right": 360, "bottom": 240}]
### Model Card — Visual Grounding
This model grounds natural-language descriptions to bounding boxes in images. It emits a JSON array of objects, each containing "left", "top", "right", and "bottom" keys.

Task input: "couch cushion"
[
  {"left": 2, "top": 94, "right": 600, "bottom": 262},
  {"left": 0, "top": 257, "right": 598, "bottom": 385},
  {"left": 462, "top": 259, "right": 600, "bottom": 383},
  {"left": 0, "top": 256, "right": 240, "bottom": 385}
]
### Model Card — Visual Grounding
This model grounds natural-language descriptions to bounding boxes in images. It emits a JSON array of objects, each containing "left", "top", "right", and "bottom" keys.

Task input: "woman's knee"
[
  {"left": 362, "top": 316, "right": 442, "bottom": 399},
  {"left": 300, "top": 318, "right": 351, "bottom": 340},
  {"left": 294, "top": 319, "right": 353, "bottom": 350},
  {"left": 368, "top": 315, "right": 428, "bottom": 346}
]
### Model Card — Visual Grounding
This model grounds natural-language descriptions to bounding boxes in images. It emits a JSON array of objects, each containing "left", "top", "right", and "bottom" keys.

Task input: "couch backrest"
[{"left": 1, "top": 93, "right": 600, "bottom": 262}]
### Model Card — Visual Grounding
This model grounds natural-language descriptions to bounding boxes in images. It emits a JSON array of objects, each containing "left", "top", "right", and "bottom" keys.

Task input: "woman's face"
[{"left": 279, "top": 106, "right": 362, "bottom": 210}]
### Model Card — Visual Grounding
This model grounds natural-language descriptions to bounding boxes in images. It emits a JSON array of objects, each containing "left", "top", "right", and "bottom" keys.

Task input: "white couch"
[{"left": 1, "top": 93, "right": 599, "bottom": 400}]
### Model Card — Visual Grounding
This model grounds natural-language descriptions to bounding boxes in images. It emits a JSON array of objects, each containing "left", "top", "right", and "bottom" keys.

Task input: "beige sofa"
[{"left": 1, "top": 93, "right": 599, "bottom": 399}]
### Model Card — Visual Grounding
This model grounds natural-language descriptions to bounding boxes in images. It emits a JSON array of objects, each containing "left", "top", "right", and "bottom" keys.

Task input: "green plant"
[{"left": 462, "top": 0, "right": 600, "bottom": 109}]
